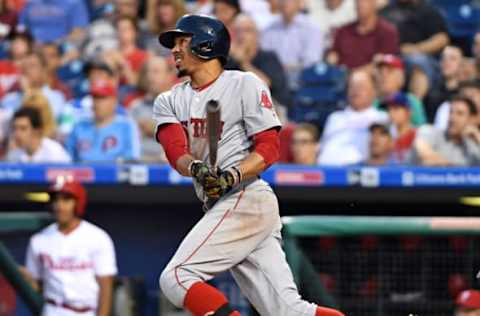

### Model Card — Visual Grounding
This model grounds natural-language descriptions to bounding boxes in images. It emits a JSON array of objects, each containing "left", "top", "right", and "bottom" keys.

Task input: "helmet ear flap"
[{"left": 190, "top": 40, "right": 215, "bottom": 59}]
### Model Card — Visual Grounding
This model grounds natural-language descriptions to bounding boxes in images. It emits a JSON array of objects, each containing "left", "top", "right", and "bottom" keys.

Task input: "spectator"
[
  {"left": 65, "top": 80, "right": 140, "bottom": 162},
  {"left": 327, "top": 0, "right": 399, "bottom": 70},
  {"left": 143, "top": 0, "right": 187, "bottom": 56},
  {"left": 455, "top": 289, "right": 480, "bottom": 316},
  {"left": 130, "top": 56, "right": 175, "bottom": 162},
  {"left": 40, "top": 43, "right": 73, "bottom": 100},
  {"left": 380, "top": 93, "right": 416, "bottom": 164},
  {"left": 308, "top": 0, "right": 356, "bottom": 47},
  {"left": 114, "top": 0, "right": 139, "bottom": 18},
  {"left": 6, "top": 107, "right": 70, "bottom": 163},
  {"left": 18, "top": 0, "right": 89, "bottom": 44},
  {"left": 58, "top": 58, "right": 120, "bottom": 139},
  {"left": 374, "top": 54, "right": 426, "bottom": 126},
  {"left": 0, "top": 29, "right": 32, "bottom": 98},
  {"left": 474, "top": 32, "right": 480, "bottom": 78},
  {"left": 413, "top": 96, "right": 480, "bottom": 166},
  {"left": 1, "top": 51, "right": 66, "bottom": 120},
  {"left": 0, "top": 0, "right": 17, "bottom": 41},
  {"left": 425, "top": 46, "right": 463, "bottom": 122},
  {"left": 366, "top": 123, "right": 394, "bottom": 165},
  {"left": 21, "top": 92, "right": 56, "bottom": 139},
  {"left": 226, "top": 14, "right": 291, "bottom": 107},
  {"left": 435, "top": 80, "right": 480, "bottom": 131},
  {"left": 381, "top": 0, "right": 449, "bottom": 101},
  {"left": 104, "top": 16, "right": 149, "bottom": 86},
  {"left": 237, "top": 0, "right": 278, "bottom": 31},
  {"left": 291, "top": 123, "right": 319, "bottom": 165},
  {"left": 261, "top": 0, "right": 323, "bottom": 89},
  {"left": 213, "top": 0, "right": 241, "bottom": 35},
  {"left": 318, "top": 70, "right": 388, "bottom": 165},
  {"left": 459, "top": 57, "right": 477, "bottom": 83}
]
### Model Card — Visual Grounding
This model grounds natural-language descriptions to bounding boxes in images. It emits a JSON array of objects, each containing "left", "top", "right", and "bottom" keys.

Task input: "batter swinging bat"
[{"left": 206, "top": 100, "right": 221, "bottom": 171}]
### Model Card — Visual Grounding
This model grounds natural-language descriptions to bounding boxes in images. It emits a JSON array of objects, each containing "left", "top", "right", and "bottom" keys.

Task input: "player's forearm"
[
  {"left": 176, "top": 154, "right": 196, "bottom": 176},
  {"left": 238, "top": 152, "right": 267, "bottom": 181},
  {"left": 96, "top": 276, "right": 114, "bottom": 316}
]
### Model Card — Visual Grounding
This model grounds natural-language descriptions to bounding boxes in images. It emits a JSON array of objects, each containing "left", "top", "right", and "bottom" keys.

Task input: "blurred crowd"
[{"left": 1, "top": 0, "right": 480, "bottom": 167}]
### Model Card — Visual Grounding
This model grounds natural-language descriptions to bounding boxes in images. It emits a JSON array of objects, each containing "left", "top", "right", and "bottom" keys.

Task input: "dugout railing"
[{"left": 282, "top": 216, "right": 480, "bottom": 316}]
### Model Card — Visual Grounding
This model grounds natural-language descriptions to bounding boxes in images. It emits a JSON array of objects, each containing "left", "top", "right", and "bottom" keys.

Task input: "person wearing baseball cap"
[
  {"left": 64, "top": 79, "right": 141, "bottom": 162},
  {"left": 374, "top": 54, "right": 427, "bottom": 127},
  {"left": 366, "top": 122, "right": 394, "bottom": 165},
  {"left": 380, "top": 92, "right": 417, "bottom": 164},
  {"left": 23, "top": 176, "right": 117, "bottom": 316},
  {"left": 455, "top": 289, "right": 480, "bottom": 316}
]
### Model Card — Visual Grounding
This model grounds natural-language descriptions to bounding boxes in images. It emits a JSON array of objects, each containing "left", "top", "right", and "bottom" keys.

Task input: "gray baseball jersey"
[
  {"left": 153, "top": 70, "right": 281, "bottom": 200},
  {"left": 156, "top": 70, "right": 320, "bottom": 316}
]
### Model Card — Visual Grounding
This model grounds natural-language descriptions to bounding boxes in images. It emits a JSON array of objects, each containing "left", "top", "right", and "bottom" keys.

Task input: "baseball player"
[
  {"left": 455, "top": 289, "right": 480, "bottom": 316},
  {"left": 24, "top": 177, "right": 117, "bottom": 316},
  {"left": 154, "top": 14, "right": 344, "bottom": 316}
]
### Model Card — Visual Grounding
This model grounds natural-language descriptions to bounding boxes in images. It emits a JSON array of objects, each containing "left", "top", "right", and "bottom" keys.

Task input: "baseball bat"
[{"left": 206, "top": 100, "right": 221, "bottom": 170}]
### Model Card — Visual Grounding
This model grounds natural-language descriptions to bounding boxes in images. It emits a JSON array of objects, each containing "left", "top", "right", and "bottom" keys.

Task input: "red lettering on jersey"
[
  {"left": 102, "top": 136, "right": 118, "bottom": 151},
  {"left": 39, "top": 253, "right": 94, "bottom": 271},
  {"left": 190, "top": 118, "right": 224, "bottom": 139},
  {"left": 261, "top": 91, "right": 273, "bottom": 109},
  {"left": 190, "top": 118, "right": 203, "bottom": 137}
]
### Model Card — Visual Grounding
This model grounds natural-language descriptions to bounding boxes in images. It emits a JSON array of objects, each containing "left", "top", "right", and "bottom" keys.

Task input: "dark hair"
[
  {"left": 459, "top": 79, "right": 480, "bottom": 91},
  {"left": 13, "top": 107, "right": 43, "bottom": 130},
  {"left": 294, "top": 123, "right": 320, "bottom": 142},
  {"left": 450, "top": 95, "right": 478, "bottom": 116}
]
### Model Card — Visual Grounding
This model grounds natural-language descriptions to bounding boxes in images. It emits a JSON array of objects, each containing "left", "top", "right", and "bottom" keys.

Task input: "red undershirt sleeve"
[
  {"left": 253, "top": 128, "right": 280, "bottom": 168},
  {"left": 156, "top": 123, "right": 189, "bottom": 168}
]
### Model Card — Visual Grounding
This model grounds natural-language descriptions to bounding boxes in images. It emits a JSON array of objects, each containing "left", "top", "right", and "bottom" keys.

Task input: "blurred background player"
[
  {"left": 455, "top": 289, "right": 480, "bottom": 316},
  {"left": 23, "top": 177, "right": 117, "bottom": 316}
]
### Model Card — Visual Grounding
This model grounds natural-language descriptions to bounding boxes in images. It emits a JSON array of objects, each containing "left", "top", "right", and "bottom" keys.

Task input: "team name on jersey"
[
  {"left": 39, "top": 253, "right": 94, "bottom": 271},
  {"left": 181, "top": 118, "right": 225, "bottom": 139}
]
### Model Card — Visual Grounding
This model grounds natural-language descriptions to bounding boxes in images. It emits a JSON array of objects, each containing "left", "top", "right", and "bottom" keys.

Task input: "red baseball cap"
[
  {"left": 90, "top": 80, "right": 117, "bottom": 98},
  {"left": 456, "top": 290, "right": 480, "bottom": 309},
  {"left": 377, "top": 54, "right": 404, "bottom": 70}
]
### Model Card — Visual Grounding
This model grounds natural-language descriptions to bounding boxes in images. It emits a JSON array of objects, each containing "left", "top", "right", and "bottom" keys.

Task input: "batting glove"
[
  {"left": 189, "top": 160, "right": 218, "bottom": 188},
  {"left": 204, "top": 166, "right": 242, "bottom": 199}
]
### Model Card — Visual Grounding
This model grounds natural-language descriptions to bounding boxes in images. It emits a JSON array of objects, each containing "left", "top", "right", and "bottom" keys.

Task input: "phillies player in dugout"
[
  {"left": 154, "top": 14, "right": 344, "bottom": 316},
  {"left": 22, "top": 177, "right": 117, "bottom": 316}
]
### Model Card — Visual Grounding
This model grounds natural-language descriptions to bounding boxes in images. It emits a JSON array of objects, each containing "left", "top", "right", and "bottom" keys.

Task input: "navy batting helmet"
[{"left": 158, "top": 14, "right": 230, "bottom": 65}]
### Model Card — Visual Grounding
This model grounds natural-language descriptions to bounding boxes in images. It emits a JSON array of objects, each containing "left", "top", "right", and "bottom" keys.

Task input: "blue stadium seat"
[
  {"left": 57, "top": 60, "right": 86, "bottom": 98},
  {"left": 290, "top": 63, "right": 347, "bottom": 131},
  {"left": 436, "top": 3, "right": 480, "bottom": 38},
  {"left": 429, "top": 0, "right": 471, "bottom": 6}
]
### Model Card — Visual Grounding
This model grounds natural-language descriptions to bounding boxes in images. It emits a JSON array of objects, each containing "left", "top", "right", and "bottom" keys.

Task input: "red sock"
[
  {"left": 316, "top": 306, "right": 345, "bottom": 316},
  {"left": 183, "top": 281, "right": 241, "bottom": 316}
]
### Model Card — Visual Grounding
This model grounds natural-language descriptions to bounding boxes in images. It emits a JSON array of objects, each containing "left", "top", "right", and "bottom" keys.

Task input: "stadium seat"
[
  {"left": 57, "top": 60, "right": 87, "bottom": 98},
  {"left": 290, "top": 63, "right": 347, "bottom": 131},
  {"left": 436, "top": 3, "right": 480, "bottom": 38}
]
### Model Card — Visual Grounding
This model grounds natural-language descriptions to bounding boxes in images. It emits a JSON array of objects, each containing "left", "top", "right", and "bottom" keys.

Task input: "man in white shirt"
[
  {"left": 7, "top": 107, "right": 71, "bottom": 163},
  {"left": 261, "top": 0, "right": 323, "bottom": 89},
  {"left": 318, "top": 70, "right": 388, "bottom": 165},
  {"left": 24, "top": 177, "right": 117, "bottom": 316}
]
